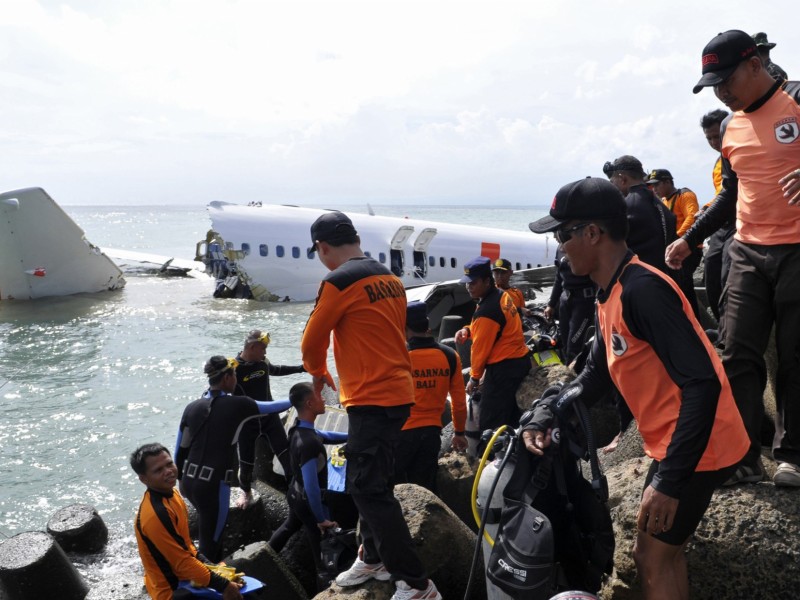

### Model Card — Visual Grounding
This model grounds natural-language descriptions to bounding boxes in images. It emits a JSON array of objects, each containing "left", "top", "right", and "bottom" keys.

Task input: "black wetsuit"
[
  {"left": 234, "top": 355, "right": 304, "bottom": 479},
  {"left": 624, "top": 183, "right": 677, "bottom": 273},
  {"left": 269, "top": 419, "right": 347, "bottom": 578},
  {"left": 548, "top": 246, "right": 596, "bottom": 363},
  {"left": 175, "top": 390, "right": 290, "bottom": 561}
]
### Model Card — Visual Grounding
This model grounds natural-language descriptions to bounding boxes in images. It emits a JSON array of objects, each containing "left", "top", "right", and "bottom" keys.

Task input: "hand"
[
  {"left": 543, "top": 305, "right": 554, "bottom": 321},
  {"left": 521, "top": 428, "right": 552, "bottom": 456},
  {"left": 236, "top": 489, "right": 253, "bottom": 509},
  {"left": 222, "top": 580, "right": 244, "bottom": 600},
  {"left": 665, "top": 239, "right": 690, "bottom": 270},
  {"left": 779, "top": 168, "right": 800, "bottom": 205},
  {"left": 317, "top": 519, "right": 339, "bottom": 534},
  {"left": 466, "top": 378, "right": 478, "bottom": 395},
  {"left": 451, "top": 434, "right": 468, "bottom": 452},
  {"left": 313, "top": 373, "right": 336, "bottom": 400},
  {"left": 637, "top": 484, "right": 679, "bottom": 536},
  {"left": 454, "top": 328, "right": 469, "bottom": 344}
]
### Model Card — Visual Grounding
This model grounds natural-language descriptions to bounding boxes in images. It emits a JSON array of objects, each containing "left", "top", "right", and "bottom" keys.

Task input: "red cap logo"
[
  {"left": 550, "top": 195, "right": 557, "bottom": 209},
  {"left": 702, "top": 53, "right": 719, "bottom": 66}
]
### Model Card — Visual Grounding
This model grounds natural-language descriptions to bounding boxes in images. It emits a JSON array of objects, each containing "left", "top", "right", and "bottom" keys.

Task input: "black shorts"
[{"left": 642, "top": 460, "right": 735, "bottom": 545}]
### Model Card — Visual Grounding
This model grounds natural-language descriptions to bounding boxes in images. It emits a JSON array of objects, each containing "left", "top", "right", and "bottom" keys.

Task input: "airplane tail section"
[{"left": 0, "top": 188, "right": 125, "bottom": 300}]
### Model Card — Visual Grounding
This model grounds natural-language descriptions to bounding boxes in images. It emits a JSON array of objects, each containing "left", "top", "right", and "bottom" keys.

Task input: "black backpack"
[{"left": 486, "top": 399, "right": 615, "bottom": 598}]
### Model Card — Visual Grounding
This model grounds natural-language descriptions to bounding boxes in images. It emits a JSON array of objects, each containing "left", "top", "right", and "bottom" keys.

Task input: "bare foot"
[{"left": 602, "top": 432, "right": 623, "bottom": 454}]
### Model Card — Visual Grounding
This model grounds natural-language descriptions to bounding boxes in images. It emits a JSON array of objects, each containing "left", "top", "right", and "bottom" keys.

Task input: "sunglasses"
[{"left": 555, "top": 223, "right": 591, "bottom": 244}]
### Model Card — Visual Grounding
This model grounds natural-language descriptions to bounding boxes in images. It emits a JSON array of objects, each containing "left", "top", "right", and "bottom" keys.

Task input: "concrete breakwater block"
[
  {"left": 46, "top": 504, "right": 108, "bottom": 553},
  {"left": 0, "top": 531, "right": 88, "bottom": 599}
]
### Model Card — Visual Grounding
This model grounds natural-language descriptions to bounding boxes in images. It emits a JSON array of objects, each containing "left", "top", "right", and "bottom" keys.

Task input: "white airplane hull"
[
  {"left": 202, "top": 202, "right": 556, "bottom": 301},
  {"left": 0, "top": 188, "right": 125, "bottom": 300}
]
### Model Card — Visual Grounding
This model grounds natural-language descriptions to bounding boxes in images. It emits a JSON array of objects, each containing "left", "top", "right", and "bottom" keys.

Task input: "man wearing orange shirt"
[
  {"left": 395, "top": 301, "right": 468, "bottom": 492},
  {"left": 301, "top": 211, "right": 441, "bottom": 600},
  {"left": 667, "top": 29, "right": 800, "bottom": 487},
  {"left": 490, "top": 258, "right": 531, "bottom": 317}
]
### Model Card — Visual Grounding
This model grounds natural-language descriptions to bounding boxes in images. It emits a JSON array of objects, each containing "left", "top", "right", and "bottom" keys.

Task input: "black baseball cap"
[
  {"left": 693, "top": 30, "right": 758, "bottom": 94},
  {"left": 645, "top": 169, "right": 673, "bottom": 184},
  {"left": 406, "top": 300, "right": 429, "bottom": 332},
  {"left": 491, "top": 258, "right": 512, "bottom": 272},
  {"left": 529, "top": 177, "right": 627, "bottom": 234},
  {"left": 459, "top": 256, "right": 492, "bottom": 283},
  {"left": 309, "top": 211, "right": 358, "bottom": 253}
]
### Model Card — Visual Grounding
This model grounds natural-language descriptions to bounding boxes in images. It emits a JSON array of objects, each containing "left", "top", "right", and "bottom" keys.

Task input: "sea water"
[{"left": 0, "top": 203, "right": 549, "bottom": 597}]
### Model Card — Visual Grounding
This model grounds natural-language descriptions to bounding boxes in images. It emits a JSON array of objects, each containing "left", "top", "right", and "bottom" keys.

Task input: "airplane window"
[
  {"left": 428, "top": 256, "right": 435, "bottom": 267},
  {"left": 527, "top": 263, "right": 532, "bottom": 269},
  {"left": 276, "top": 245, "right": 285, "bottom": 258},
  {"left": 516, "top": 262, "right": 521, "bottom": 271},
  {"left": 379, "top": 252, "right": 386, "bottom": 264},
  {"left": 241, "top": 243, "right": 250, "bottom": 256},
  {"left": 451, "top": 257, "right": 457, "bottom": 268},
  {"left": 292, "top": 246, "right": 300, "bottom": 258},
  {"left": 260, "top": 244, "right": 268, "bottom": 257},
  {"left": 440, "top": 257, "right": 445, "bottom": 267},
  {"left": 365, "top": 251, "right": 371, "bottom": 257}
]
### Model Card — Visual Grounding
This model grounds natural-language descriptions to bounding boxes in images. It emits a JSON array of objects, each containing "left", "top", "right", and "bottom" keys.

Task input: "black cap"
[
  {"left": 752, "top": 32, "right": 776, "bottom": 49},
  {"left": 491, "top": 258, "right": 512, "bottom": 272},
  {"left": 309, "top": 211, "right": 358, "bottom": 253},
  {"left": 459, "top": 256, "right": 492, "bottom": 283},
  {"left": 693, "top": 30, "right": 758, "bottom": 94},
  {"left": 602, "top": 155, "right": 645, "bottom": 178},
  {"left": 645, "top": 168, "right": 673, "bottom": 184},
  {"left": 406, "top": 300, "right": 429, "bottom": 331},
  {"left": 529, "top": 177, "right": 626, "bottom": 234}
]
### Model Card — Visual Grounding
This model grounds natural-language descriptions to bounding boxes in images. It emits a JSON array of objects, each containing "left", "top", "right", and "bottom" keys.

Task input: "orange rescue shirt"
[
  {"left": 302, "top": 256, "right": 413, "bottom": 409},
  {"left": 467, "top": 288, "right": 529, "bottom": 380},
  {"left": 405, "top": 337, "right": 467, "bottom": 431}
]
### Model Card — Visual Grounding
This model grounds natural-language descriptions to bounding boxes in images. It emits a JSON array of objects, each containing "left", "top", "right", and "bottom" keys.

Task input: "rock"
[
  {"left": 598, "top": 421, "right": 644, "bottom": 473},
  {"left": 516, "top": 363, "right": 575, "bottom": 413},
  {"left": 600, "top": 455, "right": 800, "bottom": 599},
  {"left": 0, "top": 531, "right": 89, "bottom": 599},
  {"left": 436, "top": 452, "right": 480, "bottom": 532},
  {"left": 46, "top": 504, "right": 108, "bottom": 554},
  {"left": 225, "top": 541, "right": 308, "bottom": 600}
]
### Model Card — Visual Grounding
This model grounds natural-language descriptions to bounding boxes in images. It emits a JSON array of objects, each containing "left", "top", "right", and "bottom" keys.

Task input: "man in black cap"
[
  {"left": 529, "top": 177, "right": 748, "bottom": 600},
  {"left": 301, "top": 211, "right": 441, "bottom": 600},
  {"left": 603, "top": 155, "right": 677, "bottom": 274},
  {"left": 668, "top": 29, "right": 800, "bottom": 488},
  {"left": 752, "top": 32, "right": 788, "bottom": 83},
  {"left": 395, "top": 301, "right": 467, "bottom": 492},
  {"left": 490, "top": 258, "right": 531, "bottom": 318},
  {"left": 645, "top": 169, "right": 701, "bottom": 318},
  {"left": 454, "top": 256, "right": 530, "bottom": 431}
]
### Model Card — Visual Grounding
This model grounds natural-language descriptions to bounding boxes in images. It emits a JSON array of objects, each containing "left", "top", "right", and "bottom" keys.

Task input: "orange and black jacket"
[
  {"left": 502, "top": 286, "right": 526, "bottom": 312},
  {"left": 464, "top": 286, "right": 529, "bottom": 380},
  {"left": 685, "top": 80, "right": 800, "bottom": 247},
  {"left": 405, "top": 336, "right": 467, "bottom": 432},
  {"left": 573, "top": 253, "right": 748, "bottom": 497},
  {"left": 302, "top": 256, "right": 413, "bottom": 408},
  {"left": 134, "top": 487, "right": 229, "bottom": 600}
]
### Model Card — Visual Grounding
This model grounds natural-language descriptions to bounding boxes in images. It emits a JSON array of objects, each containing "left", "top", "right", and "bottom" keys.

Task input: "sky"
[{"left": 1, "top": 0, "right": 797, "bottom": 206}]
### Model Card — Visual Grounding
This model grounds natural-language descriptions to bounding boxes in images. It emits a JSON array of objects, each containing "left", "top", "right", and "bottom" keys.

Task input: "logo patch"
[
  {"left": 611, "top": 327, "right": 628, "bottom": 356},
  {"left": 774, "top": 118, "right": 799, "bottom": 144}
]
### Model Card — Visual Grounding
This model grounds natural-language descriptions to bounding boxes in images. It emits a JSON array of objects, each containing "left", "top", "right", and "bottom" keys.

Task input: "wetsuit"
[
  {"left": 134, "top": 487, "right": 230, "bottom": 600},
  {"left": 395, "top": 336, "right": 467, "bottom": 491},
  {"left": 701, "top": 156, "right": 735, "bottom": 322},
  {"left": 682, "top": 79, "right": 800, "bottom": 470},
  {"left": 547, "top": 246, "right": 596, "bottom": 363},
  {"left": 464, "top": 286, "right": 530, "bottom": 430},
  {"left": 235, "top": 356, "right": 304, "bottom": 479},
  {"left": 175, "top": 390, "right": 290, "bottom": 561},
  {"left": 301, "top": 255, "right": 429, "bottom": 589},
  {"left": 531, "top": 252, "right": 748, "bottom": 543},
  {"left": 269, "top": 419, "right": 347, "bottom": 576},
  {"left": 624, "top": 183, "right": 677, "bottom": 274}
]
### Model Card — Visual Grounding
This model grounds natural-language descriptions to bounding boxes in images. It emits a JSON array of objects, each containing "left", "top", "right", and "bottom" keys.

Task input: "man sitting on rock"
[
  {"left": 527, "top": 177, "right": 749, "bottom": 600},
  {"left": 130, "top": 442, "right": 243, "bottom": 600}
]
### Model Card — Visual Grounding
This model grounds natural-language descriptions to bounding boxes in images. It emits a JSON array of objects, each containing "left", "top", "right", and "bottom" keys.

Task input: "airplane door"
[
  {"left": 412, "top": 227, "right": 437, "bottom": 279},
  {"left": 389, "top": 225, "right": 414, "bottom": 277}
]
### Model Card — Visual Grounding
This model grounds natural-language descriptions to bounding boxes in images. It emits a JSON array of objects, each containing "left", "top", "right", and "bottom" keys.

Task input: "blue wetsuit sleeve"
[
  {"left": 300, "top": 459, "right": 327, "bottom": 523},
  {"left": 317, "top": 430, "right": 347, "bottom": 443},
  {"left": 255, "top": 399, "right": 291, "bottom": 414}
]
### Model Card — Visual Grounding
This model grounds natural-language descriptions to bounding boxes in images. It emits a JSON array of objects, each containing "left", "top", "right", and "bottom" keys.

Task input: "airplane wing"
[
  {"left": 509, "top": 265, "right": 557, "bottom": 291},
  {"left": 103, "top": 248, "right": 209, "bottom": 278}
]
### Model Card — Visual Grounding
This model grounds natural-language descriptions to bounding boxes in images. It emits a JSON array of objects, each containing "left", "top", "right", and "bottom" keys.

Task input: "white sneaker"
[
  {"left": 334, "top": 555, "right": 391, "bottom": 587},
  {"left": 773, "top": 462, "right": 800, "bottom": 487},
  {"left": 390, "top": 579, "right": 442, "bottom": 600}
]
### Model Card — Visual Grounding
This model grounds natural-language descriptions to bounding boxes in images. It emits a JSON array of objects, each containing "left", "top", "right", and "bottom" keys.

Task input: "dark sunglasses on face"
[{"left": 555, "top": 223, "right": 591, "bottom": 244}]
